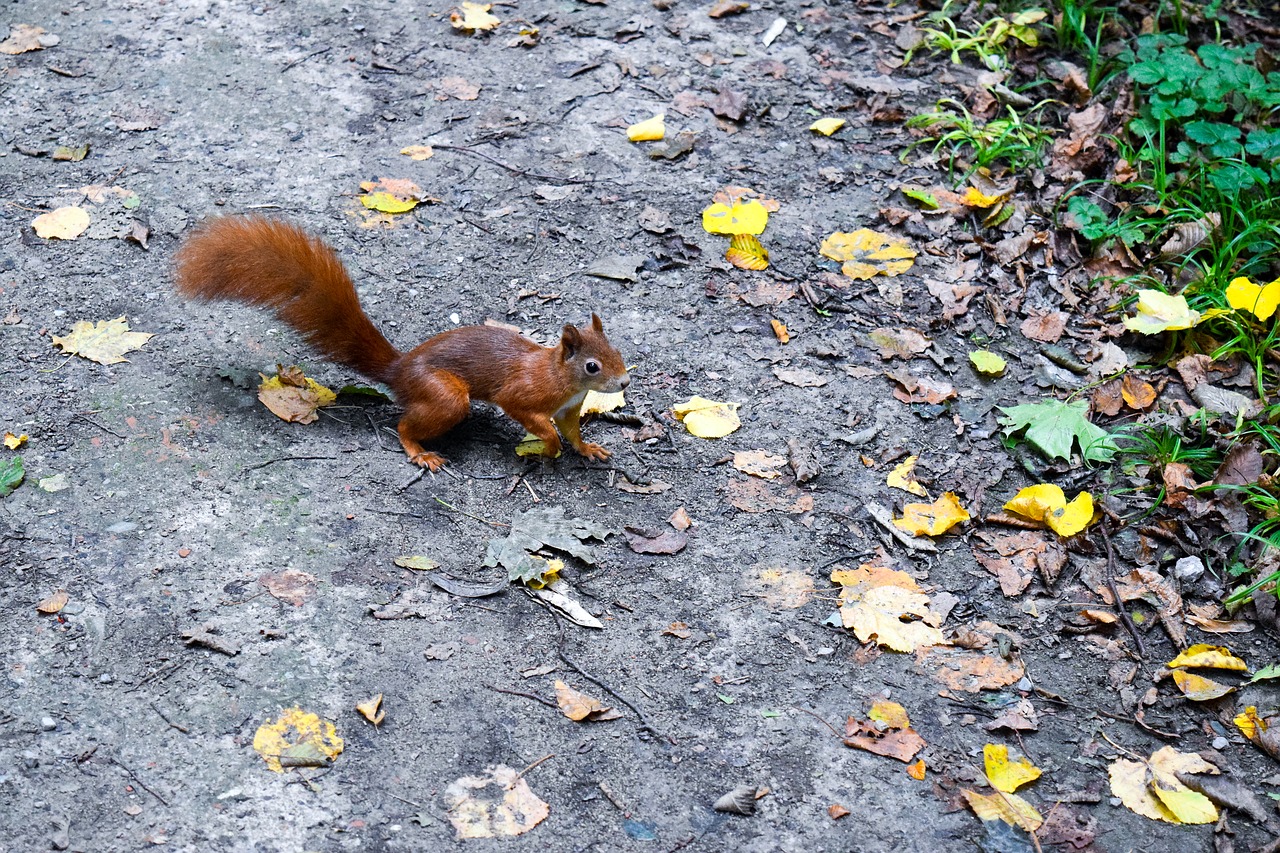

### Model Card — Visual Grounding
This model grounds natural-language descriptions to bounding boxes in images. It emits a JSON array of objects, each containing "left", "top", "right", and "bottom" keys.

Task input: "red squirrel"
[{"left": 174, "top": 216, "right": 630, "bottom": 470}]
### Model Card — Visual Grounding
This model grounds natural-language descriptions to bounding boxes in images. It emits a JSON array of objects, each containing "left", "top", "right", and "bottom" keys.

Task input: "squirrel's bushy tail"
[{"left": 174, "top": 216, "right": 401, "bottom": 384}]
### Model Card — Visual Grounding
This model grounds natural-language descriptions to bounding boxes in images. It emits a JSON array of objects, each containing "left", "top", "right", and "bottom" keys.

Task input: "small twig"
[
  {"left": 219, "top": 590, "right": 267, "bottom": 607},
  {"left": 244, "top": 455, "right": 336, "bottom": 472},
  {"left": 1099, "top": 518, "right": 1147, "bottom": 659},
  {"left": 150, "top": 703, "right": 190, "bottom": 734},
  {"left": 432, "top": 143, "right": 608, "bottom": 185},
  {"left": 487, "top": 684, "right": 557, "bottom": 709},
  {"left": 509, "top": 753, "right": 555, "bottom": 785},
  {"left": 522, "top": 478, "right": 540, "bottom": 503},
  {"left": 75, "top": 412, "right": 125, "bottom": 438},
  {"left": 281, "top": 45, "right": 332, "bottom": 73},
  {"left": 433, "top": 497, "right": 509, "bottom": 528},
  {"left": 112, "top": 758, "right": 168, "bottom": 806},
  {"left": 398, "top": 468, "right": 426, "bottom": 491},
  {"left": 548, "top": 608, "right": 667, "bottom": 741},
  {"left": 387, "top": 792, "right": 424, "bottom": 809},
  {"left": 790, "top": 705, "right": 842, "bottom": 739}
]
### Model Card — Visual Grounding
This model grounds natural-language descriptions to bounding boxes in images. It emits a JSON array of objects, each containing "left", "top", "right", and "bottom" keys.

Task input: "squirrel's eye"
[{"left": 585, "top": 360, "right": 601, "bottom": 374}]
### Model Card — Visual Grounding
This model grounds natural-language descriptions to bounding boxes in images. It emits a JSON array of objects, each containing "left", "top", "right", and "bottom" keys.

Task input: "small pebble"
[
  {"left": 40, "top": 716, "right": 56, "bottom": 731},
  {"left": 98, "top": 673, "right": 113, "bottom": 684},
  {"left": 1213, "top": 736, "right": 1229, "bottom": 750}
]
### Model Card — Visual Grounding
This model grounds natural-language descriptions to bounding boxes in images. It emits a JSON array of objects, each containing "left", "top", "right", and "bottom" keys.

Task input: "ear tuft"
[
  {"left": 561, "top": 323, "right": 582, "bottom": 357},
  {"left": 590, "top": 313, "right": 604, "bottom": 332}
]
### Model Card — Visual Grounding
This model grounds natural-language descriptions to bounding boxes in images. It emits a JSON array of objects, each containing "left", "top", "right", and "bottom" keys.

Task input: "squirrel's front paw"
[
  {"left": 578, "top": 442, "right": 611, "bottom": 461},
  {"left": 410, "top": 451, "right": 448, "bottom": 471}
]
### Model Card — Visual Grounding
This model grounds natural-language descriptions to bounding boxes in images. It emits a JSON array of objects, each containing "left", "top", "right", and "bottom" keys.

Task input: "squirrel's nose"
[{"left": 619, "top": 374, "right": 631, "bottom": 389}]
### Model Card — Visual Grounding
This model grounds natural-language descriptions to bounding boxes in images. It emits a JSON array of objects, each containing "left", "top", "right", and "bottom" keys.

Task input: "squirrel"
[{"left": 173, "top": 215, "right": 630, "bottom": 470}]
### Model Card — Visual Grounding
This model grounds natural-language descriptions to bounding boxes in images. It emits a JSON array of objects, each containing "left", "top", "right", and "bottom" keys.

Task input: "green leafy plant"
[
  {"left": 904, "top": 99, "right": 1055, "bottom": 179},
  {"left": 1049, "top": 0, "right": 1123, "bottom": 89},
  {"left": 909, "top": 6, "right": 1048, "bottom": 71},
  {"left": 998, "top": 399, "right": 1118, "bottom": 464}
]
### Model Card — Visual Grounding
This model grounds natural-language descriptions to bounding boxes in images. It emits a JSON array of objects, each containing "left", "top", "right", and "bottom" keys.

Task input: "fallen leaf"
[
  {"left": 907, "top": 759, "right": 926, "bottom": 780},
  {"left": 998, "top": 399, "right": 1117, "bottom": 463},
  {"left": 970, "top": 350, "right": 1007, "bottom": 376},
  {"left": 1109, "top": 746, "right": 1218, "bottom": 824},
  {"left": 0, "top": 24, "right": 59, "bottom": 55},
  {"left": 770, "top": 319, "right": 789, "bottom": 343},
  {"left": 726, "top": 233, "right": 769, "bottom": 270},
  {"left": 554, "top": 680, "right": 621, "bottom": 721},
  {"left": 894, "top": 492, "right": 970, "bottom": 537},
  {"left": 867, "top": 327, "right": 930, "bottom": 359},
  {"left": 672, "top": 396, "right": 741, "bottom": 438},
  {"left": 750, "top": 566, "right": 815, "bottom": 608},
  {"left": 400, "top": 145, "right": 435, "bottom": 160},
  {"left": 1225, "top": 275, "right": 1280, "bottom": 321},
  {"left": 810, "top": 117, "right": 846, "bottom": 136},
  {"left": 1169, "top": 669, "right": 1235, "bottom": 701},
  {"left": 32, "top": 206, "right": 90, "bottom": 240},
  {"left": 359, "top": 177, "right": 424, "bottom": 213},
  {"left": 0, "top": 457, "right": 25, "bottom": 497},
  {"left": 253, "top": 708, "right": 343, "bottom": 773},
  {"left": 708, "top": 0, "right": 749, "bottom": 16},
  {"left": 257, "top": 366, "right": 336, "bottom": 424},
  {"left": 394, "top": 555, "right": 441, "bottom": 571},
  {"left": 257, "top": 568, "right": 318, "bottom": 606},
  {"left": 445, "top": 765, "right": 549, "bottom": 838},
  {"left": 962, "top": 790, "right": 1043, "bottom": 832},
  {"left": 627, "top": 114, "right": 666, "bottom": 142},
  {"left": 482, "top": 506, "right": 613, "bottom": 584},
  {"left": 835, "top": 565, "right": 948, "bottom": 652},
  {"left": 844, "top": 715, "right": 926, "bottom": 763},
  {"left": 820, "top": 229, "right": 917, "bottom": 280},
  {"left": 702, "top": 198, "right": 768, "bottom": 235},
  {"left": 733, "top": 450, "right": 787, "bottom": 479},
  {"left": 984, "top": 744, "right": 1041, "bottom": 793},
  {"left": 5, "top": 432, "right": 29, "bottom": 450},
  {"left": 1123, "top": 289, "right": 1224, "bottom": 334},
  {"left": 1166, "top": 644, "right": 1248, "bottom": 671},
  {"left": 1121, "top": 373, "right": 1156, "bottom": 410},
  {"left": 624, "top": 525, "right": 688, "bottom": 555},
  {"left": 37, "top": 589, "right": 69, "bottom": 614},
  {"left": 450, "top": 2, "right": 501, "bottom": 33},
  {"left": 1003, "top": 484, "right": 1095, "bottom": 537},
  {"left": 710, "top": 87, "right": 748, "bottom": 121},
  {"left": 868, "top": 700, "right": 911, "bottom": 730},
  {"left": 1020, "top": 311, "right": 1068, "bottom": 343},
  {"left": 887, "top": 455, "right": 928, "bottom": 497},
  {"left": 725, "top": 479, "right": 813, "bottom": 514},
  {"left": 916, "top": 646, "right": 1024, "bottom": 692},
  {"left": 356, "top": 694, "right": 385, "bottom": 726},
  {"left": 773, "top": 367, "right": 827, "bottom": 387},
  {"left": 52, "top": 317, "right": 153, "bottom": 364}
]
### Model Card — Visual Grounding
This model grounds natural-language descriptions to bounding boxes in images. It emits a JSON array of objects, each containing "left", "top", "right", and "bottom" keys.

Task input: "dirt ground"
[{"left": 3, "top": 1, "right": 1279, "bottom": 851}]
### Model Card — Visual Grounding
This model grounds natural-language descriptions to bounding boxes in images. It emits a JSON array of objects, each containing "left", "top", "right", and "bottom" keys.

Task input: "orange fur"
[{"left": 174, "top": 215, "right": 630, "bottom": 469}]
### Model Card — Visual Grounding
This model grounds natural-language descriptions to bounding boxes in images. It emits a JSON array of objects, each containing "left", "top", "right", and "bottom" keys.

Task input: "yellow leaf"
[
  {"left": 524, "top": 556, "right": 562, "bottom": 590},
  {"left": 893, "top": 492, "right": 969, "bottom": 536},
  {"left": 515, "top": 431, "right": 561, "bottom": 458},
  {"left": 1166, "top": 643, "right": 1248, "bottom": 671},
  {"left": 907, "top": 759, "right": 926, "bottom": 780},
  {"left": 1170, "top": 669, "right": 1235, "bottom": 701},
  {"left": 868, "top": 700, "right": 911, "bottom": 730},
  {"left": 361, "top": 191, "right": 418, "bottom": 214},
  {"left": 253, "top": 707, "right": 344, "bottom": 773},
  {"left": 969, "top": 350, "right": 1007, "bottom": 376},
  {"left": 983, "top": 744, "right": 1041, "bottom": 793},
  {"left": 356, "top": 694, "right": 385, "bottom": 726},
  {"left": 582, "top": 390, "right": 626, "bottom": 414},
  {"left": 1108, "top": 746, "right": 1218, "bottom": 824},
  {"left": 1004, "top": 484, "right": 1095, "bottom": 536},
  {"left": 770, "top": 319, "right": 789, "bottom": 343},
  {"left": 887, "top": 455, "right": 928, "bottom": 496},
  {"left": 36, "top": 589, "right": 69, "bottom": 614},
  {"left": 445, "top": 765, "right": 549, "bottom": 838},
  {"left": 258, "top": 370, "right": 336, "bottom": 424},
  {"left": 961, "top": 790, "right": 1042, "bottom": 831},
  {"left": 4, "top": 432, "right": 28, "bottom": 450},
  {"left": 809, "top": 117, "right": 845, "bottom": 136},
  {"left": 1122, "top": 289, "right": 1202, "bottom": 334},
  {"left": 725, "top": 233, "right": 769, "bottom": 270},
  {"left": 702, "top": 199, "right": 768, "bottom": 235},
  {"left": 820, "top": 229, "right": 917, "bottom": 280},
  {"left": 961, "top": 186, "right": 1008, "bottom": 208},
  {"left": 1235, "top": 705, "right": 1266, "bottom": 741},
  {"left": 32, "top": 206, "right": 90, "bottom": 240},
  {"left": 837, "top": 568, "right": 949, "bottom": 653},
  {"left": 1226, "top": 276, "right": 1280, "bottom": 321},
  {"left": 553, "top": 680, "right": 618, "bottom": 721},
  {"left": 627, "top": 114, "right": 666, "bottom": 142},
  {"left": 450, "top": 2, "right": 501, "bottom": 32},
  {"left": 1046, "top": 491, "right": 1094, "bottom": 537},
  {"left": 672, "top": 396, "right": 741, "bottom": 438},
  {"left": 52, "top": 317, "right": 154, "bottom": 365},
  {"left": 400, "top": 145, "right": 435, "bottom": 160}
]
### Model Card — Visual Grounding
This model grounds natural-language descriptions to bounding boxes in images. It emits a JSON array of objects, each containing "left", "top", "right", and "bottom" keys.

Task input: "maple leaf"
[
  {"left": 483, "top": 507, "right": 613, "bottom": 584},
  {"left": 53, "top": 317, "right": 154, "bottom": 364},
  {"left": 998, "top": 399, "right": 1117, "bottom": 463}
]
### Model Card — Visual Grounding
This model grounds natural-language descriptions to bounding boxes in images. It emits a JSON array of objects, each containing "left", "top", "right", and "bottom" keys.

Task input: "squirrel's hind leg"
[{"left": 396, "top": 371, "right": 471, "bottom": 469}]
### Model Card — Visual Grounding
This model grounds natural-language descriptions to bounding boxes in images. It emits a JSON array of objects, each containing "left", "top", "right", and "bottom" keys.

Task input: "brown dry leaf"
[
  {"left": 669, "top": 507, "right": 693, "bottom": 530},
  {"left": 916, "top": 646, "right": 1024, "bottom": 693},
  {"left": 738, "top": 281, "right": 796, "bottom": 307},
  {"left": 356, "top": 694, "right": 386, "bottom": 726},
  {"left": 844, "top": 716, "right": 926, "bottom": 762},
  {"left": 37, "top": 589, "right": 69, "bottom": 614},
  {"left": 623, "top": 525, "right": 688, "bottom": 555},
  {"left": 0, "top": 24, "right": 59, "bottom": 54},
  {"left": 711, "top": 87, "right": 748, "bottom": 122},
  {"left": 52, "top": 317, "right": 153, "bottom": 364},
  {"left": 733, "top": 450, "right": 788, "bottom": 479},
  {"left": 725, "top": 479, "right": 813, "bottom": 514},
  {"left": 828, "top": 803, "right": 851, "bottom": 819},
  {"left": 773, "top": 367, "right": 828, "bottom": 387},
  {"left": 972, "top": 530, "right": 1067, "bottom": 595},
  {"left": 1108, "top": 567, "right": 1186, "bottom": 647},
  {"left": 886, "top": 368, "right": 956, "bottom": 404},
  {"left": 445, "top": 765, "right": 549, "bottom": 838},
  {"left": 1093, "top": 377, "right": 1124, "bottom": 416},
  {"left": 1186, "top": 615, "right": 1254, "bottom": 634},
  {"left": 985, "top": 698, "right": 1039, "bottom": 732},
  {"left": 257, "top": 366, "right": 337, "bottom": 424},
  {"left": 867, "top": 327, "right": 930, "bottom": 360},
  {"left": 750, "top": 566, "right": 815, "bottom": 609},
  {"left": 554, "top": 680, "right": 621, "bottom": 722},
  {"left": 258, "top": 567, "right": 318, "bottom": 606},
  {"left": 1121, "top": 373, "right": 1157, "bottom": 410},
  {"left": 32, "top": 206, "right": 91, "bottom": 240},
  {"left": 1020, "top": 311, "right": 1068, "bottom": 343},
  {"left": 438, "top": 75, "right": 481, "bottom": 100},
  {"left": 708, "top": 0, "right": 750, "bottom": 17},
  {"left": 663, "top": 621, "right": 692, "bottom": 639}
]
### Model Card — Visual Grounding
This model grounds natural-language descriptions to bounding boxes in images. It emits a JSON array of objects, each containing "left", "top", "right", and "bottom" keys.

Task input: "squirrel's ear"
[
  {"left": 560, "top": 324, "right": 582, "bottom": 357},
  {"left": 590, "top": 313, "right": 604, "bottom": 332}
]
